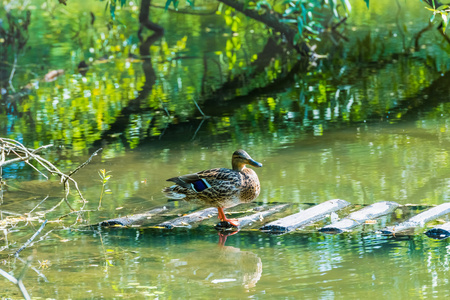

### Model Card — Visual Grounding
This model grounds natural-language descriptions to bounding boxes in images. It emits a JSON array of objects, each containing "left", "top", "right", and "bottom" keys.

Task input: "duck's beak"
[{"left": 248, "top": 158, "right": 263, "bottom": 168}]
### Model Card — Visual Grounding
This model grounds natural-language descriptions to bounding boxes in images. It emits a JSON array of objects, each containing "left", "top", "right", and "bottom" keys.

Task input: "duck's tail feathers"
[{"left": 162, "top": 185, "right": 187, "bottom": 200}]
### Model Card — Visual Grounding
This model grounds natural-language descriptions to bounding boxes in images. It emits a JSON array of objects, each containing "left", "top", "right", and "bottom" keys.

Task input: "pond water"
[
  {"left": 2, "top": 0, "right": 450, "bottom": 299},
  {"left": 3, "top": 229, "right": 450, "bottom": 299}
]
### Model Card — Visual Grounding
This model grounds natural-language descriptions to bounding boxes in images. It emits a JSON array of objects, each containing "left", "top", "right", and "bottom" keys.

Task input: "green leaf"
[
  {"left": 110, "top": 0, "right": 116, "bottom": 19},
  {"left": 364, "top": 0, "right": 369, "bottom": 8},
  {"left": 442, "top": 13, "right": 448, "bottom": 33},
  {"left": 341, "top": 0, "right": 351, "bottom": 13},
  {"left": 437, "top": 5, "right": 450, "bottom": 11},
  {"left": 226, "top": 39, "right": 233, "bottom": 51},
  {"left": 280, "top": 19, "right": 298, "bottom": 23},
  {"left": 164, "top": 0, "right": 172, "bottom": 11},
  {"left": 284, "top": 7, "right": 296, "bottom": 16},
  {"left": 329, "top": 0, "right": 338, "bottom": 17},
  {"left": 297, "top": 16, "right": 304, "bottom": 36}
]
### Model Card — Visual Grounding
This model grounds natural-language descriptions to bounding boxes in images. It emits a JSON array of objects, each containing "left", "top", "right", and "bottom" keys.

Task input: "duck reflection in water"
[
  {"left": 214, "top": 231, "right": 262, "bottom": 289},
  {"left": 167, "top": 232, "right": 262, "bottom": 290}
]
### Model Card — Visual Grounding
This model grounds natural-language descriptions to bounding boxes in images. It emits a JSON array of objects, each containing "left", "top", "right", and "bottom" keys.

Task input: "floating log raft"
[
  {"left": 259, "top": 199, "right": 350, "bottom": 234},
  {"left": 215, "top": 204, "right": 290, "bottom": 231},
  {"left": 424, "top": 222, "right": 450, "bottom": 240},
  {"left": 319, "top": 201, "right": 400, "bottom": 234},
  {"left": 95, "top": 200, "right": 450, "bottom": 239},
  {"left": 157, "top": 207, "right": 218, "bottom": 229},
  {"left": 98, "top": 206, "right": 168, "bottom": 227},
  {"left": 380, "top": 202, "right": 450, "bottom": 235}
]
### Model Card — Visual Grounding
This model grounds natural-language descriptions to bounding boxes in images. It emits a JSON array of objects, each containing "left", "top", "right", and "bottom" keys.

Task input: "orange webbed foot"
[
  {"left": 217, "top": 207, "right": 239, "bottom": 227},
  {"left": 221, "top": 218, "right": 239, "bottom": 227}
]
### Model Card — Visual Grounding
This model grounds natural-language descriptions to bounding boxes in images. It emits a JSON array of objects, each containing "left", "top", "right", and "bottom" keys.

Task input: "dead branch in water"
[
  {"left": 14, "top": 220, "right": 48, "bottom": 258},
  {"left": 0, "top": 138, "right": 102, "bottom": 210},
  {"left": 0, "top": 256, "right": 32, "bottom": 300},
  {"left": 0, "top": 139, "right": 103, "bottom": 298},
  {"left": 0, "top": 138, "right": 103, "bottom": 254}
]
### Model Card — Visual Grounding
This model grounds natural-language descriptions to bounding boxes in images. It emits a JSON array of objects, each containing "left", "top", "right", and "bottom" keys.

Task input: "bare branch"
[
  {"left": 0, "top": 268, "right": 18, "bottom": 284},
  {"left": 14, "top": 220, "right": 48, "bottom": 257},
  {"left": 28, "top": 196, "right": 49, "bottom": 215},
  {"left": 67, "top": 148, "right": 103, "bottom": 178},
  {"left": 15, "top": 256, "right": 48, "bottom": 282},
  {"left": 0, "top": 257, "right": 32, "bottom": 300},
  {"left": 0, "top": 138, "right": 101, "bottom": 210},
  {"left": 58, "top": 209, "right": 96, "bottom": 220}
]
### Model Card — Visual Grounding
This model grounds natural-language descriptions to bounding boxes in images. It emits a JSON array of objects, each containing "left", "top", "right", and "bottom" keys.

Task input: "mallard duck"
[{"left": 162, "top": 150, "right": 262, "bottom": 226}]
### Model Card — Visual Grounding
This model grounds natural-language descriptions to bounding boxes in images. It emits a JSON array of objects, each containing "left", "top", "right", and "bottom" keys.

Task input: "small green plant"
[
  {"left": 425, "top": 1, "right": 450, "bottom": 33},
  {"left": 98, "top": 169, "right": 112, "bottom": 210}
]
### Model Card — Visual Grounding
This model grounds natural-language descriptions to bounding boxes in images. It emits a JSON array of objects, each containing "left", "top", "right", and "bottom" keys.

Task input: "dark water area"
[{"left": 2, "top": 0, "right": 450, "bottom": 298}]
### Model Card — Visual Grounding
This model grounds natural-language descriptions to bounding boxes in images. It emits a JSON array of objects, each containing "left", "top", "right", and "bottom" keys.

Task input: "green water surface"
[{"left": 2, "top": 0, "right": 450, "bottom": 299}]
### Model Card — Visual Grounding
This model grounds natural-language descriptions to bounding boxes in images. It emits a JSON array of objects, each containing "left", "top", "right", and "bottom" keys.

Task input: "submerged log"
[
  {"left": 157, "top": 207, "right": 218, "bottom": 229},
  {"left": 215, "top": 204, "right": 290, "bottom": 231},
  {"left": 259, "top": 199, "right": 350, "bottom": 234},
  {"left": 380, "top": 202, "right": 450, "bottom": 235},
  {"left": 98, "top": 206, "right": 168, "bottom": 227},
  {"left": 319, "top": 201, "right": 400, "bottom": 234},
  {"left": 424, "top": 222, "right": 450, "bottom": 240}
]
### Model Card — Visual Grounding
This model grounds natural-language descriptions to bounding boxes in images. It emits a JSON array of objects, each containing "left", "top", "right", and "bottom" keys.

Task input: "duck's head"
[{"left": 232, "top": 149, "right": 263, "bottom": 171}]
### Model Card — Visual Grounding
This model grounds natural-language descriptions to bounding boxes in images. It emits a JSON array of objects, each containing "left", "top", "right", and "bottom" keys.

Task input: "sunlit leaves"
[
  {"left": 104, "top": 0, "right": 129, "bottom": 19},
  {"left": 275, "top": 0, "right": 348, "bottom": 44},
  {"left": 340, "top": 0, "right": 352, "bottom": 14},
  {"left": 425, "top": 4, "right": 450, "bottom": 33},
  {"left": 223, "top": 7, "right": 241, "bottom": 32},
  {"left": 225, "top": 37, "right": 241, "bottom": 70},
  {"left": 267, "top": 97, "right": 276, "bottom": 110},
  {"left": 176, "top": 36, "right": 188, "bottom": 50},
  {"left": 256, "top": 0, "right": 272, "bottom": 9},
  {"left": 99, "top": 169, "right": 112, "bottom": 184}
]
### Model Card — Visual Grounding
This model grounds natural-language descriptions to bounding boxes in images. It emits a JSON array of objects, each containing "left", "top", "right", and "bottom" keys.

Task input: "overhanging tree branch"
[{"left": 216, "top": 0, "right": 311, "bottom": 56}]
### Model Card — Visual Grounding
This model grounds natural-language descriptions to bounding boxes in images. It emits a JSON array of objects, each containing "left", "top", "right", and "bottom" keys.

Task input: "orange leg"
[
  {"left": 217, "top": 231, "right": 239, "bottom": 246},
  {"left": 217, "top": 207, "right": 239, "bottom": 227}
]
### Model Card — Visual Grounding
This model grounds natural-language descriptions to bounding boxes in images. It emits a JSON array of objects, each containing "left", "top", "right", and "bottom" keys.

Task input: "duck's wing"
[
  {"left": 166, "top": 172, "right": 204, "bottom": 189},
  {"left": 167, "top": 168, "right": 239, "bottom": 191}
]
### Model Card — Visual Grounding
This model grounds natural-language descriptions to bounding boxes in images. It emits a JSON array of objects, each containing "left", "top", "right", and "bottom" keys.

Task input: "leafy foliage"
[
  {"left": 425, "top": 3, "right": 450, "bottom": 33},
  {"left": 104, "top": 0, "right": 128, "bottom": 19},
  {"left": 162, "top": 0, "right": 351, "bottom": 46}
]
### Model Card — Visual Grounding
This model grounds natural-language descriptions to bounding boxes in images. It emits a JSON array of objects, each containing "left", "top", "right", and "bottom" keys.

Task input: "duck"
[{"left": 162, "top": 149, "right": 262, "bottom": 226}]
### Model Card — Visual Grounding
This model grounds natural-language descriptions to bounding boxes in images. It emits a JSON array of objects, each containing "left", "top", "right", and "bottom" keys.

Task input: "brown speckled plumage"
[{"left": 162, "top": 150, "right": 262, "bottom": 226}]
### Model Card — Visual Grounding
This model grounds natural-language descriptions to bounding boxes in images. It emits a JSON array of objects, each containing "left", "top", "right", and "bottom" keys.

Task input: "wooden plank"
[
  {"left": 380, "top": 202, "right": 450, "bottom": 235},
  {"left": 259, "top": 199, "right": 350, "bottom": 234},
  {"left": 157, "top": 207, "right": 218, "bottom": 229},
  {"left": 319, "top": 201, "right": 399, "bottom": 233},
  {"left": 98, "top": 206, "right": 168, "bottom": 227},
  {"left": 424, "top": 222, "right": 450, "bottom": 240},
  {"left": 215, "top": 204, "right": 290, "bottom": 231}
]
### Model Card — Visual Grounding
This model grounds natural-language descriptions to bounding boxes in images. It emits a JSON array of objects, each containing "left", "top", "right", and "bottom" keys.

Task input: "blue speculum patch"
[{"left": 191, "top": 179, "right": 210, "bottom": 192}]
